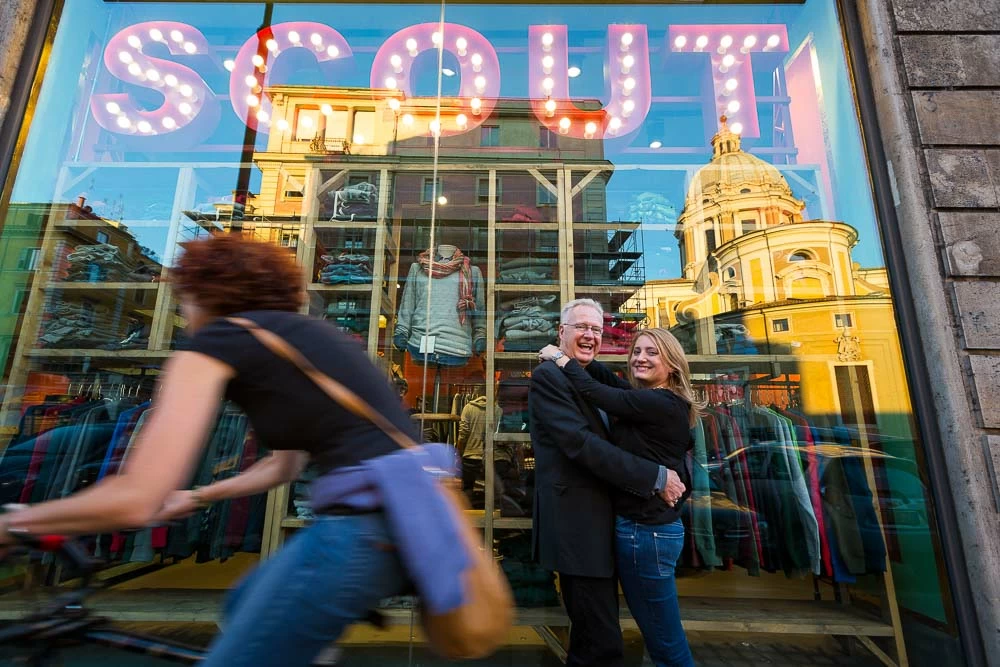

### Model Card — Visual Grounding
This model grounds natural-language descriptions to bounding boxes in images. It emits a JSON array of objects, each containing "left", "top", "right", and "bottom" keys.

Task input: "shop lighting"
[
  {"left": 266, "top": 39, "right": 278, "bottom": 52},
  {"left": 162, "top": 117, "right": 176, "bottom": 129},
  {"left": 406, "top": 38, "right": 418, "bottom": 56},
  {"left": 310, "top": 33, "right": 323, "bottom": 47},
  {"left": 456, "top": 113, "right": 468, "bottom": 128},
  {"left": 674, "top": 35, "right": 687, "bottom": 49},
  {"left": 178, "top": 102, "right": 193, "bottom": 115},
  {"left": 649, "top": 140, "right": 662, "bottom": 149},
  {"left": 622, "top": 54, "right": 635, "bottom": 74},
  {"left": 164, "top": 74, "right": 178, "bottom": 87},
  {"left": 245, "top": 75, "right": 257, "bottom": 87},
  {"left": 246, "top": 94, "right": 260, "bottom": 107},
  {"left": 567, "top": 66, "right": 581, "bottom": 77},
  {"left": 731, "top": 122, "right": 743, "bottom": 134},
  {"left": 695, "top": 35, "right": 708, "bottom": 50},
  {"left": 127, "top": 35, "right": 141, "bottom": 49},
  {"left": 767, "top": 34, "right": 781, "bottom": 48},
  {"left": 471, "top": 97, "right": 482, "bottom": 115},
  {"left": 170, "top": 30, "right": 184, "bottom": 43},
  {"left": 474, "top": 75, "right": 487, "bottom": 93},
  {"left": 608, "top": 116, "right": 622, "bottom": 134},
  {"left": 127, "top": 62, "right": 142, "bottom": 76},
  {"left": 353, "top": 133, "right": 366, "bottom": 144},
  {"left": 722, "top": 54, "right": 735, "bottom": 69},
  {"left": 558, "top": 116, "right": 571, "bottom": 134},
  {"left": 542, "top": 55, "right": 554, "bottom": 74},
  {"left": 179, "top": 84, "right": 193, "bottom": 97},
  {"left": 137, "top": 120, "right": 152, "bottom": 133},
  {"left": 429, "top": 119, "right": 441, "bottom": 136},
  {"left": 276, "top": 119, "right": 289, "bottom": 131},
  {"left": 719, "top": 35, "right": 733, "bottom": 51},
  {"left": 542, "top": 77, "right": 554, "bottom": 93},
  {"left": 148, "top": 28, "right": 163, "bottom": 41},
  {"left": 620, "top": 32, "right": 633, "bottom": 51},
  {"left": 623, "top": 77, "right": 635, "bottom": 95},
  {"left": 223, "top": 59, "right": 235, "bottom": 71},
  {"left": 256, "top": 110, "right": 269, "bottom": 122},
  {"left": 402, "top": 113, "right": 414, "bottom": 126},
  {"left": 390, "top": 54, "right": 403, "bottom": 72},
  {"left": 326, "top": 45, "right": 339, "bottom": 57},
  {"left": 541, "top": 32, "right": 554, "bottom": 51},
  {"left": 471, "top": 53, "right": 483, "bottom": 72},
  {"left": 438, "top": 195, "right": 448, "bottom": 206},
  {"left": 622, "top": 99, "right": 635, "bottom": 117},
  {"left": 288, "top": 31, "right": 301, "bottom": 44},
  {"left": 320, "top": 104, "right": 332, "bottom": 115},
  {"left": 544, "top": 98, "right": 556, "bottom": 117},
  {"left": 442, "top": 68, "right": 456, "bottom": 77},
  {"left": 183, "top": 42, "right": 197, "bottom": 54},
  {"left": 251, "top": 54, "right": 264, "bottom": 68},
  {"left": 118, "top": 51, "right": 133, "bottom": 64},
  {"left": 724, "top": 78, "right": 738, "bottom": 92},
  {"left": 117, "top": 116, "right": 131, "bottom": 129},
  {"left": 431, "top": 31, "right": 442, "bottom": 46},
  {"left": 105, "top": 101, "right": 121, "bottom": 114},
  {"left": 384, "top": 76, "right": 397, "bottom": 89},
  {"left": 743, "top": 35, "right": 757, "bottom": 50},
  {"left": 299, "top": 114, "right": 313, "bottom": 128},
  {"left": 727, "top": 100, "right": 741, "bottom": 113},
  {"left": 146, "top": 69, "right": 160, "bottom": 81},
  {"left": 584, "top": 121, "right": 597, "bottom": 139},
  {"left": 388, "top": 98, "right": 401, "bottom": 112},
  {"left": 456, "top": 37, "right": 468, "bottom": 56}
]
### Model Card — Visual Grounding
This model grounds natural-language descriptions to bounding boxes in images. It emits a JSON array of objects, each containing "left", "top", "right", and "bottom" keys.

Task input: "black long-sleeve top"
[{"left": 560, "top": 358, "right": 694, "bottom": 525}]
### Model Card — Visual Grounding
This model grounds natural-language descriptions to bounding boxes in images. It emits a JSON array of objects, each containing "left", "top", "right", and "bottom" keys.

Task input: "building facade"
[{"left": 0, "top": 1, "right": 997, "bottom": 665}]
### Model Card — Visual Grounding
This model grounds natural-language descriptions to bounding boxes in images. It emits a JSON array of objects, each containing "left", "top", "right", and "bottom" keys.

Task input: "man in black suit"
[{"left": 530, "top": 298, "right": 685, "bottom": 667}]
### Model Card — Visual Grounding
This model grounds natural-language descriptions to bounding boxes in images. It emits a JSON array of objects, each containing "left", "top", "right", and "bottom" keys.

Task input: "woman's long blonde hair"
[{"left": 627, "top": 328, "right": 706, "bottom": 427}]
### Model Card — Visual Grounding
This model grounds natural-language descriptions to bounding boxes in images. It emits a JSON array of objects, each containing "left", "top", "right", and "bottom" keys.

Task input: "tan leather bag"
[{"left": 228, "top": 318, "right": 515, "bottom": 660}]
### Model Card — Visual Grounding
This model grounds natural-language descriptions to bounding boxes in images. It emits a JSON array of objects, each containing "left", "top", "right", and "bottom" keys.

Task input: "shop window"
[
  {"left": 422, "top": 177, "right": 442, "bottom": 203},
  {"left": 835, "top": 312, "right": 854, "bottom": 328},
  {"left": 352, "top": 110, "right": 375, "bottom": 145},
  {"left": 480, "top": 125, "right": 500, "bottom": 147},
  {"left": 16, "top": 248, "right": 40, "bottom": 271},
  {"left": 537, "top": 183, "right": 557, "bottom": 206},
  {"left": 539, "top": 126, "right": 558, "bottom": 149},
  {"left": 772, "top": 318, "right": 789, "bottom": 333},
  {"left": 294, "top": 108, "right": 320, "bottom": 141}
]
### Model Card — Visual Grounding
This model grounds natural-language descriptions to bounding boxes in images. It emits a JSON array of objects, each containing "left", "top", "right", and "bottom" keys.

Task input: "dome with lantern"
[{"left": 684, "top": 116, "right": 799, "bottom": 206}]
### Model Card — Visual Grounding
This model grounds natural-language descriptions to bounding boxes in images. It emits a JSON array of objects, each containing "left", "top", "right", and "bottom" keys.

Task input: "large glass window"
[{"left": 0, "top": 1, "right": 962, "bottom": 664}]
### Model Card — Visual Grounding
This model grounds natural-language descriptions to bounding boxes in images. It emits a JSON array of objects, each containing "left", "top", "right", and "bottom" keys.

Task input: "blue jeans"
[
  {"left": 202, "top": 513, "right": 410, "bottom": 667},
  {"left": 615, "top": 516, "right": 694, "bottom": 667}
]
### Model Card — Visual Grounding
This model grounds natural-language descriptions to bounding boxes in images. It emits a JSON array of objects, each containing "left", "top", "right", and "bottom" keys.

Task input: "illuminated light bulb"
[
  {"left": 743, "top": 35, "right": 757, "bottom": 50},
  {"left": 266, "top": 39, "right": 278, "bottom": 52},
  {"left": 127, "top": 35, "right": 141, "bottom": 49},
  {"left": 164, "top": 74, "right": 178, "bottom": 87},
  {"left": 727, "top": 100, "right": 741, "bottom": 113},
  {"left": 695, "top": 35, "right": 709, "bottom": 50},
  {"left": 720, "top": 35, "right": 733, "bottom": 50},
  {"left": 310, "top": 33, "right": 323, "bottom": 47},
  {"left": 300, "top": 114, "right": 313, "bottom": 128},
  {"left": 731, "top": 122, "right": 743, "bottom": 135},
  {"left": 608, "top": 117, "right": 622, "bottom": 134},
  {"left": 105, "top": 101, "right": 121, "bottom": 114},
  {"left": 722, "top": 54, "right": 735, "bottom": 69},
  {"left": 118, "top": 51, "right": 133, "bottom": 64},
  {"left": 326, "top": 44, "right": 339, "bottom": 58},
  {"left": 542, "top": 77, "right": 554, "bottom": 93},
  {"left": 252, "top": 54, "right": 264, "bottom": 68},
  {"left": 544, "top": 98, "right": 557, "bottom": 117},
  {"left": 137, "top": 120, "right": 152, "bottom": 133},
  {"left": 183, "top": 41, "right": 197, "bottom": 54},
  {"left": 542, "top": 55, "right": 554, "bottom": 74},
  {"left": 178, "top": 102, "right": 192, "bottom": 115},
  {"left": 170, "top": 30, "right": 184, "bottom": 43},
  {"left": 223, "top": 59, "right": 235, "bottom": 71},
  {"left": 431, "top": 32, "right": 442, "bottom": 46},
  {"left": 127, "top": 63, "right": 142, "bottom": 76},
  {"left": 384, "top": 76, "right": 397, "bottom": 90},
  {"left": 584, "top": 121, "right": 597, "bottom": 138},
  {"left": 456, "top": 37, "right": 467, "bottom": 56},
  {"left": 470, "top": 97, "right": 482, "bottom": 115},
  {"left": 767, "top": 34, "right": 781, "bottom": 48},
  {"left": 474, "top": 75, "right": 486, "bottom": 92},
  {"left": 148, "top": 28, "right": 163, "bottom": 41},
  {"left": 456, "top": 113, "right": 468, "bottom": 128},
  {"left": 568, "top": 66, "right": 581, "bottom": 78},
  {"left": 471, "top": 53, "right": 483, "bottom": 72},
  {"left": 724, "top": 78, "right": 738, "bottom": 92},
  {"left": 429, "top": 119, "right": 441, "bottom": 135},
  {"left": 622, "top": 99, "right": 635, "bottom": 117},
  {"left": 621, "top": 54, "right": 635, "bottom": 74},
  {"left": 353, "top": 133, "right": 365, "bottom": 144},
  {"left": 245, "top": 74, "right": 258, "bottom": 87},
  {"left": 441, "top": 68, "right": 456, "bottom": 77},
  {"left": 320, "top": 104, "right": 332, "bottom": 115},
  {"left": 256, "top": 110, "right": 269, "bottom": 122},
  {"left": 406, "top": 38, "right": 418, "bottom": 56},
  {"left": 437, "top": 195, "right": 447, "bottom": 206},
  {"left": 146, "top": 69, "right": 160, "bottom": 81},
  {"left": 623, "top": 77, "right": 636, "bottom": 95},
  {"left": 558, "top": 116, "right": 571, "bottom": 134},
  {"left": 288, "top": 31, "right": 301, "bottom": 44},
  {"left": 117, "top": 116, "right": 131, "bottom": 129},
  {"left": 620, "top": 32, "right": 634, "bottom": 53},
  {"left": 541, "top": 32, "right": 554, "bottom": 51},
  {"left": 388, "top": 98, "right": 401, "bottom": 112},
  {"left": 390, "top": 54, "right": 403, "bottom": 72},
  {"left": 674, "top": 35, "right": 687, "bottom": 49},
  {"left": 649, "top": 140, "right": 662, "bottom": 149},
  {"left": 162, "top": 116, "right": 176, "bottom": 129},
  {"left": 402, "top": 113, "right": 414, "bottom": 126},
  {"left": 276, "top": 119, "right": 289, "bottom": 131},
  {"left": 179, "top": 84, "right": 193, "bottom": 97}
]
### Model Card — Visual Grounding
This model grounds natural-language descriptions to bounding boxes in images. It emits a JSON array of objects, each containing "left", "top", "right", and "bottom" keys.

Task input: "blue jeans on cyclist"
[
  {"left": 201, "top": 512, "right": 409, "bottom": 667},
  {"left": 615, "top": 516, "right": 694, "bottom": 667}
]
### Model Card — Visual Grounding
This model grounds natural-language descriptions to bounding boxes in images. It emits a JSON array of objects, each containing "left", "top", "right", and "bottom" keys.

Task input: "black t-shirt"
[{"left": 188, "top": 310, "right": 418, "bottom": 473}]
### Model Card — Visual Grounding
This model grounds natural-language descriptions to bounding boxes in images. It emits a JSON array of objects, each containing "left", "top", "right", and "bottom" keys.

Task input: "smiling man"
[{"left": 529, "top": 298, "right": 682, "bottom": 667}]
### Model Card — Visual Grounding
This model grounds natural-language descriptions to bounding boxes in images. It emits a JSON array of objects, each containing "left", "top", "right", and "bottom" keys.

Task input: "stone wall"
[
  {"left": 858, "top": 0, "right": 1000, "bottom": 660},
  {"left": 0, "top": 0, "right": 38, "bottom": 135}
]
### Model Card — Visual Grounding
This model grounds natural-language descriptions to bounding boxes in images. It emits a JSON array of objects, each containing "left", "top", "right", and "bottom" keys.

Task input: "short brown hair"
[{"left": 171, "top": 234, "right": 305, "bottom": 315}]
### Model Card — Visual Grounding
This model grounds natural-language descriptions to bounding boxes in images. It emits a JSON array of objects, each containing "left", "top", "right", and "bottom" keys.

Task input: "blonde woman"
[{"left": 539, "top": 328, "right": 704, "bottom": 667}]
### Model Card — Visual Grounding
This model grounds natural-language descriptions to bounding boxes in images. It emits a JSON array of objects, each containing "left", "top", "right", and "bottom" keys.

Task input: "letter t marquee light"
[
  {"left": 668, "top": 25, "right": 789, "bottom": 138},
  {"left": 529, "top": 25, "right": 651, "bottom": 140}
]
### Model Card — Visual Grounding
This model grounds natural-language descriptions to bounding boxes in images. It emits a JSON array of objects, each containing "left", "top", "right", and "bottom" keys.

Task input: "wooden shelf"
[
  {"left": 494, "top": 352, "right": 539, "bottom": 363},
  {"left": 44, "top": 282, "right": 160, "bottom": 290},
  {"left": 27, "top": 349, "right": 169, "bottom": 359},
  {"left": 494, "top": 284, "right": 559, "bottom": 292},
  {"left": 313, "top": 220, "right": 383, "bottom": 230},
  {"left": 493, "top": 432, "right": 531, "bottom": 443},
  {"left": 495, "top": 222, "right": 560, "bottom": 231}
]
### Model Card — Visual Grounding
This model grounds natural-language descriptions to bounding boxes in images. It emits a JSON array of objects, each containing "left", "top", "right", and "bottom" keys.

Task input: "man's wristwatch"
[{"left": 550, "top": 351, "right": 565, "bottom": 362}]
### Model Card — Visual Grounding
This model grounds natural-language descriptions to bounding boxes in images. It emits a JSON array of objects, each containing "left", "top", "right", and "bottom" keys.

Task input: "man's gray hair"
[{"left": 560, "top": 298, "right": 604, "bottom": 324}]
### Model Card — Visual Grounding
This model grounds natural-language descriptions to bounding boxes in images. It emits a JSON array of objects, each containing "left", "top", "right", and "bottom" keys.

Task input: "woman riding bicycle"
[{"left": 0, "top": 234, "right": 435, "bottom": 666}]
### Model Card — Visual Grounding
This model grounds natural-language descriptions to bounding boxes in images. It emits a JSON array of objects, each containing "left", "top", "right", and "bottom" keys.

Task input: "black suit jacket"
[{"left": 528, "top": 361, "right": 661, "bottom": 578}]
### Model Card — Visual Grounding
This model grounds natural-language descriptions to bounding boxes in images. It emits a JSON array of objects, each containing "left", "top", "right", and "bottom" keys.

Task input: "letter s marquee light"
[{"left": 529, "top": 25, "right": 651, "bottom": 140}]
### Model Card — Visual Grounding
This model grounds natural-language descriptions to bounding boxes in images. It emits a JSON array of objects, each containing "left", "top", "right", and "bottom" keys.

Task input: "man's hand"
[
  {"left": 538, "top": 344, "right": 562, "bottom": 362},
  {"left": 659, "top": 469, "right": 686, "bottom": 507},
  {"left": 153, "top": 490, "right": 203, "bottom": 522}
]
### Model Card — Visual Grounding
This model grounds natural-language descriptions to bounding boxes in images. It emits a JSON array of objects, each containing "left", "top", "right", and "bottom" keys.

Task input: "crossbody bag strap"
[{"left": 226, "top": 317, "right": 417, "bottom": 451}]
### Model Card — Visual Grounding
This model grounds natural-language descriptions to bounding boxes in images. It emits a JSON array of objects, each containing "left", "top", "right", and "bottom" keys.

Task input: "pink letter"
[
  {"left": 668, "top": 25, "right": 790, "bottom": 138},
  {"left": 91, "top": 21, "right": 218, "bottom": 137},
  {"left": 230, "top": 22, "right": 352, "bottom": 132},
  {"left": 529, "top": 25, "right": 651, "bottom": 140},
  {"left": 371, "top": 22, "right": 500, "bottom": 136}
]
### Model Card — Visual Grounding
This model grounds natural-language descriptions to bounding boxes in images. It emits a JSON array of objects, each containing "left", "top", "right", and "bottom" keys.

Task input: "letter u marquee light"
[{"left": 529, "top": 25, "right": 651, "bottom": 140}]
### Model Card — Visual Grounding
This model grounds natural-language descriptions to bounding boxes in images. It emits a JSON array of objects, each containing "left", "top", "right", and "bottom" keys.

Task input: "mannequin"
[{"left": 394, "top": 243, "right": 486, "bottom": 367}]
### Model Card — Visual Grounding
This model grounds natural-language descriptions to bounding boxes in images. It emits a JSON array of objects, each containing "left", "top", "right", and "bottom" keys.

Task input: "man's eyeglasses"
[{"left": 565, "top": 323, "right": 604, "bottom": 336}]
